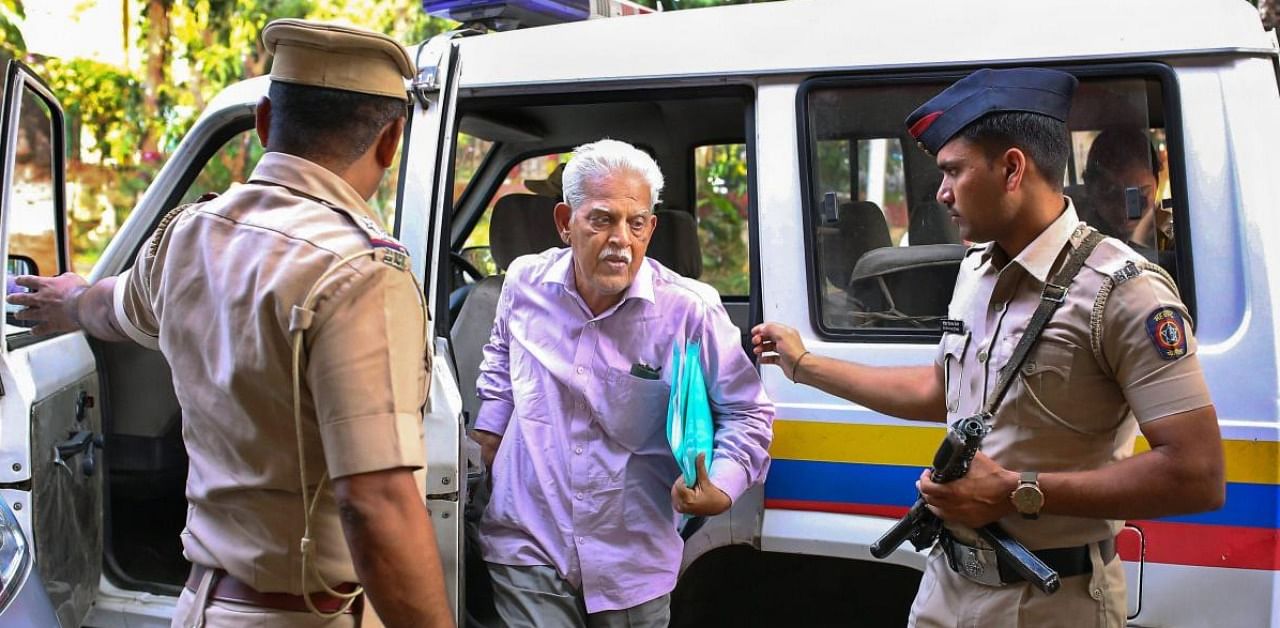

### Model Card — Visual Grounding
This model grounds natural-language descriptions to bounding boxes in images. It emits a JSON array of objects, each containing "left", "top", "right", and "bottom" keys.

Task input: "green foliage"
[
  {"left": 10, "top": 0, "right": 453, "bottom": 272},
  {"left": 696, "top": 144, "right": 750, "bottom": 296},
  {"left": 0, "top": 0, "right": 24, "bottom": 56}
]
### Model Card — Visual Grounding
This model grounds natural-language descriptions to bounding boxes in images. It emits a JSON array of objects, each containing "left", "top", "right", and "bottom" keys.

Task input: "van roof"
[{"left": 455, "top": 0, "right": 1275, "bottom": 89}]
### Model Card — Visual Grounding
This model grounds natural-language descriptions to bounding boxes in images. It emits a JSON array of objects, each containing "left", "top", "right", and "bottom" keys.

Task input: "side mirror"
[{"left": 8, "top": 255, "right": 39, "bottom": 278}]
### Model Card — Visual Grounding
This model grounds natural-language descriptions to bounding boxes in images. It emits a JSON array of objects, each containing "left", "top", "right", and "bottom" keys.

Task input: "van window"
[
  {"left": 454, "top": 132, "right": 494, "bottom": 203},
  {"left": 803, "top": 74, "right": 1182, "bottom": 338},
  {"left": 6, "top": 86, "right": 64, "bottom": 338},
  {"left": 694, "top": 143, "right": 750, "bottom": 297},
  {"left": 462, "top": 152, "right": 568, "bottom": 276},
  {"left": 181, "top": 131, "right": 264, "bottom": 204}
]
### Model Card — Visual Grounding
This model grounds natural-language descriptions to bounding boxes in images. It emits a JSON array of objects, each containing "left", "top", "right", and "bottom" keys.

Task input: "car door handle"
[{"left": 53, "top": 430, "right": 104, "bottom": 477}]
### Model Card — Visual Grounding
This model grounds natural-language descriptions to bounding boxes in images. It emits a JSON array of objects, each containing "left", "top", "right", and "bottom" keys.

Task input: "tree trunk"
[{"left": 141, "top": 0, "right": 171, "bottom": 160}]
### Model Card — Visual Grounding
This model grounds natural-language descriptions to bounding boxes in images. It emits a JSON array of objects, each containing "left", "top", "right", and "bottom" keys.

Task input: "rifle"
[{"left": 868, "top": 415, "right": 1061, "bottom": 595}]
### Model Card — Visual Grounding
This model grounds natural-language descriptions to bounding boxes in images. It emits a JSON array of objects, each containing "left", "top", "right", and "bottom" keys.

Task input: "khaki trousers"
[
  {"left": 171, "top": 568, "right": 368, "bottom": 628},
  {"left": 908, "top": 543, "right": 1126, "bottom": 628}
]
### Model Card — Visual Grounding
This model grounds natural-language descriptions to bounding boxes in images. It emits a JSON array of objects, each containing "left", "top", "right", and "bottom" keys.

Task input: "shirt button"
[
  {"left": 575, "top": 446, "right": 583, "bottom": 455},
  {"left": 995, "top": 302, "right": 1006, "bottom": 312},
  {"left": 978, "top": 350, "right": 988, "bottom": 363},
  {"left": 588, "top": 322, "right": 596, "bottom": 328},
  {"left": 575, "top": 492, "right": 583, "bottom": 500},
  {"left": 576, "top": 366, "right": 585, "bottom": 374},
  {"left": 578, "top": 536, "right": 586, "bottom": 544}
]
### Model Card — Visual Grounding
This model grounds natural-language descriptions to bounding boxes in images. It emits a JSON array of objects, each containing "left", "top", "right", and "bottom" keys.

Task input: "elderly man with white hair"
[{"left": 470, "top": 139, "right": 774, "bottom": 627}]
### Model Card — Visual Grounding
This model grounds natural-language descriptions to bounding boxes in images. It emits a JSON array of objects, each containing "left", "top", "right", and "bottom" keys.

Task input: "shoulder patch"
[{"left": 1146, "top": 307, "right": 1189, "bottom": 360}]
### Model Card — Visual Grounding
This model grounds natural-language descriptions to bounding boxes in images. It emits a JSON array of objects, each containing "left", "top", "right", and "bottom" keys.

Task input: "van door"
[
  {"left": 0, "top": 60, "right": 103, "bottom": 628},
  {"left": 399, "top": 32, "right": 467, "bottom": 623}
]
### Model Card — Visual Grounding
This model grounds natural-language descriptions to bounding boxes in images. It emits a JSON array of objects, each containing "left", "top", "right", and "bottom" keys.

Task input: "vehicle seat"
[
  {"left": 816, "top": 201, "right": 893, "bottom": 290},
  {"left": 845, "top": 244, "right": 967, "bottom": 328},
  {"left": 907, "top": 201, "right": 959, "bottom": 245},
  {"left": 450, "top": 193, "right": 563, "bottom": 426},
  {"left": 647, "top": 209, "right": 702, "bottom": 278}
]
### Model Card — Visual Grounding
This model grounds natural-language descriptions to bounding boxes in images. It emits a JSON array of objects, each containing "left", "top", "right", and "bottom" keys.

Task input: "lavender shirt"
[{"left": 475, "top": 248, "right": 774, "bottom": 612}]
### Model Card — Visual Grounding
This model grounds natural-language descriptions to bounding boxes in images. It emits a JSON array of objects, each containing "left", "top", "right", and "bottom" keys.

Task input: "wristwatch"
[{"left": 1011, "top": 471, "right": 1044, "bottom": 520}]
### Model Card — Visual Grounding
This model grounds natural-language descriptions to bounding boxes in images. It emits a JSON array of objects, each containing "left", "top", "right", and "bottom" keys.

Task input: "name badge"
[{"left": 941, "top": 319, "right": 966, "bottom": 335}]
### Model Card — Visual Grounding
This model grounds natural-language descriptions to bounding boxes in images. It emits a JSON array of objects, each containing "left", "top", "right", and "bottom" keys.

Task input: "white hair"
[{"left": 562, "top": 139, "right": 664, "bottom": 211}]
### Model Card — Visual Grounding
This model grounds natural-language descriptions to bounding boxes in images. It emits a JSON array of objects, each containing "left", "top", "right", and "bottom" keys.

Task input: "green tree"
[
  {"left": 13, "top": 1, "right": 453, "bottom": 271},
  {"left": 0, "top": 0, "right": 24, "bottom": 57}
]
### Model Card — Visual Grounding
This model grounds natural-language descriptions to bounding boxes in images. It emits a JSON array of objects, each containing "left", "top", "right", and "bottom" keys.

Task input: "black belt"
[{"left": 940, "top": 532, "right": 1116, "bottom": 585}]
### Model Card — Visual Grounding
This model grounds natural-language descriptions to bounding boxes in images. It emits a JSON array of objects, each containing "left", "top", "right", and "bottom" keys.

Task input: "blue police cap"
[{"left": 905, "top": 68, "right": 1078, "bottom": 155}]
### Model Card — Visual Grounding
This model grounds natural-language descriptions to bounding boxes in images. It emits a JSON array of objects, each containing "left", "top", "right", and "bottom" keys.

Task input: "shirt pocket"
[
  {"left": 1014, "top": 340, "right": 1078, "bottom": 429},
  {"left": 597, "top": 368, "right": 671, "bottom": 453},
  {"left": 941, "top": 332, "right": 971, "bottom": 416}
]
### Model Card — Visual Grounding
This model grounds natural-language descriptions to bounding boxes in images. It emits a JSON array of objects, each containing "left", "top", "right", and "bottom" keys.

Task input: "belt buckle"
[{"left": 947, "top": 538, "right": 1006, "bottom": 588}]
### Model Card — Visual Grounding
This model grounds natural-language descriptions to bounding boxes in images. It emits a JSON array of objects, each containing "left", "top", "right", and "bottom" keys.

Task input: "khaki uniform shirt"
[
  {"left": 937, "top": 201, "right": 1212, "bottom": 550},
  {"left": 112, "top": 152, "right": 430, "bottom": 594}
]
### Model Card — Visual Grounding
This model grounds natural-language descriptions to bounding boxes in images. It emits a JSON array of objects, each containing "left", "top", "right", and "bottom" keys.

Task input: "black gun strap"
[{"left": 982, "top": 225, "right": 1105, "bottom": 416}]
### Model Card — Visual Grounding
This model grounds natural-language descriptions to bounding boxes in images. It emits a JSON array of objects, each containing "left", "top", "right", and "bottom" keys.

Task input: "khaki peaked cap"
[{"left": 262, "top": 18, "right": 415, "bottom": 101}]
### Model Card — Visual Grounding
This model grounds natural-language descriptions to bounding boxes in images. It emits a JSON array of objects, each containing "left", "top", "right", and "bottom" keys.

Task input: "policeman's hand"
[
  {"left": 672, "top": 453, "right": 732, "bottom": 517},
  {"left": 917, "top": 451, "right": 1018, "bottom": 529},
  {"left": 751, "top": 322, "right": 808, "bottom": 380},
  {"left": 7, "top": 273, "right": 90, "bottom": 336}
]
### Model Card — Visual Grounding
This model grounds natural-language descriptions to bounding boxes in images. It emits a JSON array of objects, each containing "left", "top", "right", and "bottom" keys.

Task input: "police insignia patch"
[{"left": 1146, "top": 307, "right": 1188, "bottom": 360}]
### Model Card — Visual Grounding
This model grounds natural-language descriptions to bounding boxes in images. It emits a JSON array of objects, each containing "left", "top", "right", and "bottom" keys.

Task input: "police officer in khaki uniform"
[
  {"left": 12, "top": 19, "right": 453, "bottom": 628},
  {"left": 751, "top": 68, "right": 1225, "bottom": 627}
]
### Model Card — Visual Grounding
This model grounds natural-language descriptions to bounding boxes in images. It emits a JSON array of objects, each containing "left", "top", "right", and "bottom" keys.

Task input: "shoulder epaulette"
[
  {"left": 148, "top": 193, "right": 219, "bottom": 257},
  {"left": 339, "top": 211, "right": 411, "bottom": 272}
]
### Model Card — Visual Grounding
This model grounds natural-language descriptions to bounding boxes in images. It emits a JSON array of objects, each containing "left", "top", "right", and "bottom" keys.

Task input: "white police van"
[{"left": 2, "top": 0, "right": 1278, "bottom": 625}]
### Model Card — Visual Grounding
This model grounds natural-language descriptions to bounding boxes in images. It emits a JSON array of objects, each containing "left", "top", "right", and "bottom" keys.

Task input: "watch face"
[{"left": 1014, "top": 485, "right": 1044, "bottom": 514}]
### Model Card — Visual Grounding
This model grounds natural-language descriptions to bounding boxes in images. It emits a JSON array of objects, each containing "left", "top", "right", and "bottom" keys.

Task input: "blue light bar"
[{"left": 423, "top": 0, "right": 591, "bottom": 28}]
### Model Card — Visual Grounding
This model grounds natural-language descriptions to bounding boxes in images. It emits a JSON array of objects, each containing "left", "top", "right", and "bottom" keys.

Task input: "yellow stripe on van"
[{"left": 771, "top": 419, "right": 1278, "bottom": 485}]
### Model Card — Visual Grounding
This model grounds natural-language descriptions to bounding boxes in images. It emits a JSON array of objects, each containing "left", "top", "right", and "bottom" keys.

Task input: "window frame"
[
  {"left": 796, "top": 62, "right": 1194, "bottom": 343},
  {"left": 3, "top": 62, "right": 71, "bottom": 347}
]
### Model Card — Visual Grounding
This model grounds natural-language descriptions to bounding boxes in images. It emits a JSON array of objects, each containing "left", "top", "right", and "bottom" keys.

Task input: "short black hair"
[
  {"left": 267, "top": 81, "right": 406, "bottom": 167},
  {"left": 1083, "top": 127, "right": 1160, "bottom": 184},
  {"left": 956, "top": 112, "right": 1071, "bottom": 190}
]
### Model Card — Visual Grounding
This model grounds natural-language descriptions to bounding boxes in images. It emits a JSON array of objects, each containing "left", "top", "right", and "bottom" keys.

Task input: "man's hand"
[
  {"left": 470, "top": 429, "right": 502, "bottom": 471},
  {"left": 751, "top": 322, "right": 808, "bottom": 380},
  {"left": 917, "top": 451, "right": 1019, "bottom": 529},
  {"left": 671, "top": 453, "right": 732, "bottom": 517},
  {"left": 8, "top": 273, "right": 89, "bottom": 336}
]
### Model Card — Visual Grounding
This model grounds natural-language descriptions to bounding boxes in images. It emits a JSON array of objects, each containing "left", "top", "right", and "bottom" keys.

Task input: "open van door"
[
  {"left": 398, "top": 32, "right": 468, "bottom": 623},
  {"left": 0, "top": 60, "right": 104, "bottom": 628}
]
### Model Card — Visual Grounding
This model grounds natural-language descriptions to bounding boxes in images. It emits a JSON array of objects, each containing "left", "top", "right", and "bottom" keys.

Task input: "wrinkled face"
[
  {"left": 935, "top": 138, "right": 1013, "bottom": 243},
  {"left": 557, "top": 171, "right": 656, "bottom": 312},
  {"left": 1092, "top": 164, "right": 1158, "bottom": 240}
]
